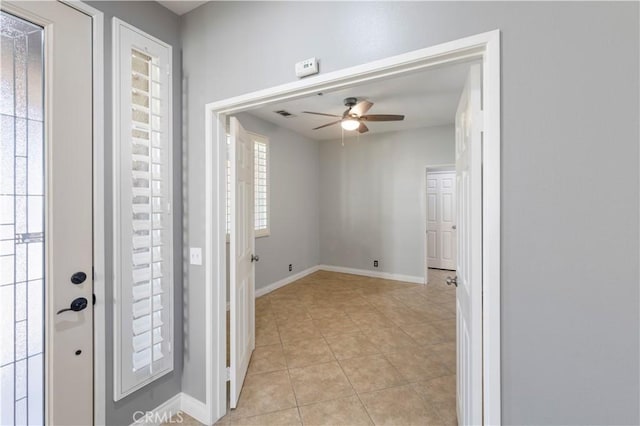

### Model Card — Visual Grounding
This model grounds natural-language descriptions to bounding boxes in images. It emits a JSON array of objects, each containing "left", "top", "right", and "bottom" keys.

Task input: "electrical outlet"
[
  {"left": 190, "top": 247, "right": 202, "bottom": 265},
  {"left": 289, "top": 264, "right": 293, "bottom": 272},
  {"left": 374, "top": 260, "right": 379, "bottom": 268}
]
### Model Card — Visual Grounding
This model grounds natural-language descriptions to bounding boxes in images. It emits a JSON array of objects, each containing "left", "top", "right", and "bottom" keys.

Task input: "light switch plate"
[{"left": 190, "top": 247, "right": 202, "bottom": 265}]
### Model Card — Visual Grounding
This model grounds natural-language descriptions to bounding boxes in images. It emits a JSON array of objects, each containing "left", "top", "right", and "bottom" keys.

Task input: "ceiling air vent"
[{"left": 274, "top": 110, "right": 296, "bottom": 118}]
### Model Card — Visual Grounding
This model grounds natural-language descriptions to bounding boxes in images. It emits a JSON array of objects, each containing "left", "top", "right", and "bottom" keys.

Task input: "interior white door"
[
  {"left": 426, "top": 171, "right": 457, "bottom": 270},
  {"left": 229, "top": 117, "right": 256, "bottom": 408},
  {"left": 455, "top": 63, "right": 483, "bottom": 426},
  {"left": 0, "top": 2, "right": 93, "bottom": 425}
]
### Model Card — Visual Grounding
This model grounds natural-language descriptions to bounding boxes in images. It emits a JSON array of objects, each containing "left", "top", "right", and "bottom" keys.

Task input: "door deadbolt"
[
  {"left": 70, "top": 271, "right": 87, "bottom": 284},
  {"left": 57, "top": 297, "right": 88, "bottom": 314}
]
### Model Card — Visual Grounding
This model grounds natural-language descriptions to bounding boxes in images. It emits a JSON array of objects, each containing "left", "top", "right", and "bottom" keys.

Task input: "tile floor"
[{"left": 173, "top": 269, "right": 457, "bottom": 426}]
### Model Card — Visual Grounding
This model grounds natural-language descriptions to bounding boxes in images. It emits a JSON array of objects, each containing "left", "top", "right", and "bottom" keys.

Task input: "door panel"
[
  {"left": 0, "top": 2, "right": 93, "bottom": 425},
  {"left": 426, "top": 172, "right": 457, "bottom": 270},
  {"left": 455, "top": 64, "right": 483, "bottom": 426},
  {"left": 229, "top": 117, "right": 255, "bottom": 409}
]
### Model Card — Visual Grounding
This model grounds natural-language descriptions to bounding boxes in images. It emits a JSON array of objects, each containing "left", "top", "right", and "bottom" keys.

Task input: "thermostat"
[{"left": 295, "top": 57, "right": 319, "bottom": 78}]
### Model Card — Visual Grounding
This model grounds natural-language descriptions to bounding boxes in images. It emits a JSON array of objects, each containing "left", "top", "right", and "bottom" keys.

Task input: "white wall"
[
  {"left": 319, "top": 125, "right": 454, "bottom": 279},
  {"left": 236, "top": 113, "right": 321, "bottom": 290},
  {"left": 180, "top": 2, "right": 639, "bottom": 423}
]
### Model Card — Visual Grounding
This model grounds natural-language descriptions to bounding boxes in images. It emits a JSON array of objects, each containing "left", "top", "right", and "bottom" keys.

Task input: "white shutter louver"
[
  {"left": 253, "top": 137, "right": 269, "bottom": 236},
  {"left": 226, "top": 133, "right": 269, "bottom": 236},
  {"left": 113, "top": 19, "right": 173, "bottom": 400}
]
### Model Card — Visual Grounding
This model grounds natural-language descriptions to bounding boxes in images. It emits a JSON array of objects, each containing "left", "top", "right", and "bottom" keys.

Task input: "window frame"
[{"left": 112, "top": 18, "right": 174, "bottom": 401}]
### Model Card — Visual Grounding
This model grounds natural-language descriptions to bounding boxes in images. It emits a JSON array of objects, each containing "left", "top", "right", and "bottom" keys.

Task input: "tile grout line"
[
  {"left": 321, "top": 333, "right": 377, "bottom": 425},
  {"left": 241, "top": 271, "right": 457, "bottom": 425}
]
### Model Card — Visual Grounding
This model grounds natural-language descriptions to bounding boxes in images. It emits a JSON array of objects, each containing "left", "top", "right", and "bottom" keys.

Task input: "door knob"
[
  {"left": 251, "top": 254, "right": 260, "bottom": 262},
  {"left": 451, "top": 225, "right": 457, "bottom": 230},
  {"left": 57, "top": 297, "right": 88, "bottom": 314},
  {"left": 446, "top": 276, "right": 458, "bottom": 287}
]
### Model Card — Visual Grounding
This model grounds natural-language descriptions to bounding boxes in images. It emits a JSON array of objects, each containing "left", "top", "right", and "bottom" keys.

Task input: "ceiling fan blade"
[
  {"left": 361, "top": 114, "right": 405, "bottom": 122},
  {"left": 358, "top": 122, "right": 369, "bottom": 134},
  {"left": 312, "top": 120, "right": 342, "bottom": 130},
  {"left": 303, "top": 111, "right": 342, "bottom": 118},
  {"left": 350, "top": 100, "right": 373, "bottom": 117}
]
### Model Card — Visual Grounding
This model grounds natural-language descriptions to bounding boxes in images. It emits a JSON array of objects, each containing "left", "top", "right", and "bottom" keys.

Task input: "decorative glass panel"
[{"left": 0, "top": 11, "right": 44, "bottom": 426}]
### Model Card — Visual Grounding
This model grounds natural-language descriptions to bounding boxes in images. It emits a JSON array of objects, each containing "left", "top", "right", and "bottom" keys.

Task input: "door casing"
[{"left": 204, "top": 30, "right": 501, "bottom": 426}]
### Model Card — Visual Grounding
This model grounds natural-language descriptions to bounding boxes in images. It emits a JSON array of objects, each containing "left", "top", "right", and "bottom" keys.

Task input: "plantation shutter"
[
  {"left": 226, "top": 134, "right": 269, "bottom": 236},
  {"left": 253, "top": 136, "right": 269, "bottom": 236},
  {"left": 113, "top": 19, "right": 174, "bottom": 400}
]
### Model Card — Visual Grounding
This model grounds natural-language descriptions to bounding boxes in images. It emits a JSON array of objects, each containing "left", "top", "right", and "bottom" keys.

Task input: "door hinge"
[{"left": 226, "top": 367, "right": 230, "bottom": 382}]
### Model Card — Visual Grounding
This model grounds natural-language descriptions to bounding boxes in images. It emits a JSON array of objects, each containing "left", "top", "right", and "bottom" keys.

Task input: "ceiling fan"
[{"left": 303, "top": 97, "right": 405, "bottom": 134}]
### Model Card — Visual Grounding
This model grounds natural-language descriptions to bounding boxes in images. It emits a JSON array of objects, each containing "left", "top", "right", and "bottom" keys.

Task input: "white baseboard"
[
  {"left": 129, "top": 392, "right": 213, "bottom": 426},
  {"left": 318, "top": 264, "right": 425, "bottom": 284},
  {"left": 255, "top": 265, "right": 321, "bottom": 298},
  {"left": 129, "top": 392, "right": 182, "bottom": 426},
  {"left": 180, "top": 392, "right": 210, "bottom": 425}
]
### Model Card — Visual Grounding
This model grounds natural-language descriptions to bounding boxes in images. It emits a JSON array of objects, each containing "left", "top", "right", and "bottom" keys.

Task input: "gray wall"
[
  {"left": 180, "top": 2, "right": 639, "bottom": 423},
  {"left": 319, "top": 125, "right": 454, "bottom": 278},
  {"left": 87, "top": 2, "right": 183, "bottom": 425},
  {"left": 236, "top": 113, "right": 321, "bottom": 290}
]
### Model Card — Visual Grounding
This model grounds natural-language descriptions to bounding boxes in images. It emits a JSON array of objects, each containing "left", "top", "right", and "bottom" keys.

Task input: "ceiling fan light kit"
[
  {"left": 303, "top": 97, "right": 405, "bottom": 134},
  {"left": 341, "top": 118, "right": 360, "bottom": 131}
]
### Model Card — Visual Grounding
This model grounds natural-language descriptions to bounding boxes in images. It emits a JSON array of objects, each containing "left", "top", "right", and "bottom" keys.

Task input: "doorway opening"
[
  {"left": 204, "top": 30, "right": 501, "bottom": 426},
  {"left": 425, "top": 165, "right": 457, "bottom": 284}
]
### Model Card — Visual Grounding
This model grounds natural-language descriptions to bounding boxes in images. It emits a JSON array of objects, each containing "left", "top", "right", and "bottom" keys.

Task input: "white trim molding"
[
  {"left": 128, "top": 392, "right": 210, "bottom": 426},
  {"left": 205, "top": 29, "right": 502, "bottom": 426},
  {"left": 179, "top": 393, "right": 210, "bottom": 426},
  {"left": 129, "top": 393, "right": 182, "bottom": 426},
  {"left": 319, "top": 265, "right": 424, "bottom": 285},
  {"left": 243, "top": 264, "right": 418, "bottom": 302},
  {"left": 255, "top": 266, "right": 321, "bottom": 298}
]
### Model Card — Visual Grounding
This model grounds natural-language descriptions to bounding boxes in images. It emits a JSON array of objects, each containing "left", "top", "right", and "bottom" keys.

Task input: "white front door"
[
  {"left": 229, "top": 117, "right": 255, "bottom": 409},
  {"left": 455, "top": 64, "right": 483, "bottom": 425},
  {"left": 0, "top": 2, "right": 93, "bottom": 425},
  {"left": 426, "top": 171, "right": 457, "bottom": 270}
]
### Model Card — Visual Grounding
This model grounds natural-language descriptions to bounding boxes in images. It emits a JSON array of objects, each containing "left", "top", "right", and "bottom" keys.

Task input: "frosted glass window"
[{"left": 0, "top": 11, "right": 44, "bottom": 426}]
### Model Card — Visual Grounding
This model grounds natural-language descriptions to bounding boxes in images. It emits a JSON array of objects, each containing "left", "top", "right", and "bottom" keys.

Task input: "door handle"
[
  {"left": 446, "top": 276, "right": 458, "bottom": 287},
  {"left": 451, "top": 225, "right": 457, "bottom": 230},
  {"left": 57, "top": 297, "right": 88, "bottom": 314},
  {"left": 251, "top": 254, "right": 260, "bottom": 263}
]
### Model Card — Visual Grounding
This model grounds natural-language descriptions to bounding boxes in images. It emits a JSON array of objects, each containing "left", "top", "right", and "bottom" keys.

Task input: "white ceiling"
[
  {"left": 245, "top": 61, "right": 475, "bottom": 141},
  {"left": 157, "top": 1, "right": 207, "bottom": 16}
]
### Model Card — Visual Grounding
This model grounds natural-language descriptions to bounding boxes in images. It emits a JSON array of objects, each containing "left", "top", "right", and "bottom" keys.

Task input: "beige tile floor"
[{"left": 172, "top": 269, "right": 457, "bottom": 426}]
